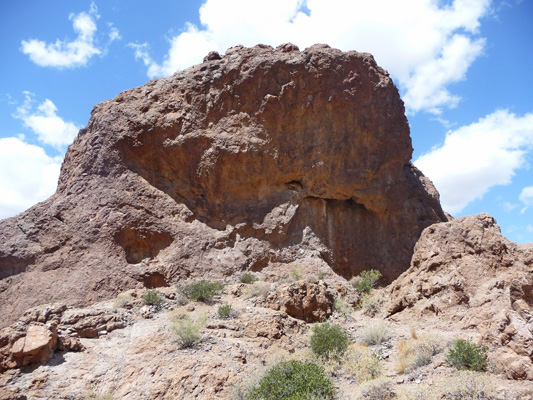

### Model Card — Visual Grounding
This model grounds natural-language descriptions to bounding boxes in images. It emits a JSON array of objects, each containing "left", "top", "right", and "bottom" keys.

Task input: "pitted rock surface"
[{"left": 0, "top": 43, "right": 446, "bottom": 327}]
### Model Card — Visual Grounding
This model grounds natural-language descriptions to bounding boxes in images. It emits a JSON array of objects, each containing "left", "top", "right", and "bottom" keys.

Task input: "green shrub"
[
  {"left": 171, "top": 313, "right": 206, "bottom": 348},
  {"left": 239, "top": 272, "right": 259, "bottom": 284},
  {"left": 183, "top": 280, "right": 224, "bottom": 302},
  {"left": 445, "top": 339, "right": 489, "bottom": 372},
  {"left": 350, "top": 269, "right": 382, "bottom": 294},
  {"left": 141, "top": 289, "right": 162, "bottom": 307},
  {"left": 317, "top": 272, "right": 327, "bottom": 280},
  {"left": 217, "top": 303, "right": 235, "bottom": 319},
  {"left": 290, "top": 266, "right": 303, "bottom": 281},
  {"left": 310, "top": 321, "right": 351, "bottom": 358},
  {"left": 247, "top": 360, "right": 335, "bottom": 400}
]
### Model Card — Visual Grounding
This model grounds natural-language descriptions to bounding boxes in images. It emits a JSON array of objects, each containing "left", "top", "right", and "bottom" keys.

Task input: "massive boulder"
[
  {"left": 0, "top": 43, "right": 446, "bottom": 327},
  {"left": 386, "top": 213, "right": 533, "bottom": 379}
]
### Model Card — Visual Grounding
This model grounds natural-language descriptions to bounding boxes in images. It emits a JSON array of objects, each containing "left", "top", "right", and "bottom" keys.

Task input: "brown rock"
[
  {"left": 9, "top": 324, "right": 57, "bottom": 368},
  {"left": 266, "top": 281, "right": 335, "bottom": 322},
  {"left": 386, "top": 213, "right": 533, "bottom": 379},
  {"left": 0, "top": 44, "right": 446, "bottom": 327}
]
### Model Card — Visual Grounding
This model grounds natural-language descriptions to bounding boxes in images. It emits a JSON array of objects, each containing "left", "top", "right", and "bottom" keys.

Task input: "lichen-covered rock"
[
  {"left": 386, "top": 213, "right": 533, "bottom": 380},
  {"left": 266, "top": 281, "right": 335, "bottom": 322},
  {"left": 0, "top": 43, "right": 446, "bottom": 327}
]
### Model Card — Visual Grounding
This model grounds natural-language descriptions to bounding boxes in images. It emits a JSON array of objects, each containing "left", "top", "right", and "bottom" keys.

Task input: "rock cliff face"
[
  {"left": 0, "top": 43, "right": 446, "bottom": 327},
  {"left": 386, "top": 214, "right": 533, "bottom": 379}
]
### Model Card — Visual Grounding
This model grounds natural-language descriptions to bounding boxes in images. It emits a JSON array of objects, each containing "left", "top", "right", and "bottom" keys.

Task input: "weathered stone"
[
  {"left": 0, "top": 44, "right": 446, "bottom": 327},
  {"left": 266, "top": 281, "right": 335, "bottom": 322}
]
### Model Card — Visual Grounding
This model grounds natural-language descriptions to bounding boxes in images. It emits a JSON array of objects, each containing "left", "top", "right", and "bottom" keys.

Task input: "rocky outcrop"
[
  {"left": 0, "top": 43, "right": 446, "bottom": 327},
  {"left": 266, "top": 281, "right": 335, "bottom": 322},
  {"left": 386, "top": 213, "right": 533, "bottom": 380}
]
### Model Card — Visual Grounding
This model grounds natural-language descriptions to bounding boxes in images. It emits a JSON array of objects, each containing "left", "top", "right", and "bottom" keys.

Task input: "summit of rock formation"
[{"left": 0, "top": 43, "right": 446, "bottom": 327}]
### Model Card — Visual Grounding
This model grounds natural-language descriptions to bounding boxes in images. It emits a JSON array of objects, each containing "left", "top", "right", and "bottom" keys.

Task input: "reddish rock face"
[
  {"left": 386, "top": 213, "right": 533, "bottom": 380},
  {"left": 0, "top": 43, "right": 445, "bottom": 327}
]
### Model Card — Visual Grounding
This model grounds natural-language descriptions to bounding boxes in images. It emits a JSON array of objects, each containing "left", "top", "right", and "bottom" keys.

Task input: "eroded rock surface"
[
  {"left": 0, "top": 43, "right": 446, "bottom": 327},
  {"left": 386, "top": 213, "right": 533, "bottom": 380}
]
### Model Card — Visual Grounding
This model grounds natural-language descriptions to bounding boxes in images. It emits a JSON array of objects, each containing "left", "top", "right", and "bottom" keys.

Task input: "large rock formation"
[
  {"left": 386, "top": 213, "right": 533, "bottom": 379},
  {"left": 0, "top": 43, "right": 446, "bottom": 327}
]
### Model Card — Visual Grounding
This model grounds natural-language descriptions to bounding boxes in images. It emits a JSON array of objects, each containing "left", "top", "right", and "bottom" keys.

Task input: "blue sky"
[{"left": 1, "top": 0, "right": 532, "bottom": 243}]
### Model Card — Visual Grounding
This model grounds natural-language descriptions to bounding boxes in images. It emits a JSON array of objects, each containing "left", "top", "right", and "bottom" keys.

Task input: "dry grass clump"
[
  {"left": 342, "top": 343, "right": 382, "bottom": 383},
  {"left": 394, "top": 334, "right": 443, "bottom": 373},
  {"left": 359, "top": 320, "right": 390, "bottom": 345},
  {"left": 440, "top": 371, "right": 506, "bottom": 400},
  {"left": 358, "top": 378, "right": 396, "bottom": 400},
  {"left": 333, "top": 296, "right": 352, "bottom": 317},
  {"left": 359, "top": 293, "right": 383, "bottom": 317},
  {"left": 113, "top": 294, "right": 133, "bottom": 308},
  {"left": 244, "top": 282, "right": 272, "bottom": 299}
]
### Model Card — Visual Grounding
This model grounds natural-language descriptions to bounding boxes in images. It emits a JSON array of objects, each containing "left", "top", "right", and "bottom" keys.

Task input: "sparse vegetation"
[
  {"left": 182, "top": 280, "right": 224, "bottom": 303},
  {"left": 244, "top": 282, "right": 271, "bottom": 299},
  {"left": 445, "top": 339, "right": 489, "bottom": 372},
  {"left": 84, "top": 392, "right": 114, "bottom": 400},
  {"left": 317, "top": 272, "right": 327, "bottom": 280},
  {"left": 441, "top": 371, "right": 504, "bottom": 400},
  {"left": 395, "top": 334, "right": 443, "bottom": 373},
  {"left": 171, "top": 313, "right": 206, "bottom": 348},
  {"left": 342, "top": 344, "right": 382, "bottom": 382},
  {"left": 359, "top": 293, "right": 383, "bottom": 317},
  {"left": 350, "top": 269, "right": 382, "bottom": 294},
  {"left": 141, "top": 289, "right": 162, "bottom": 307},
  {"left": 359, "top": 320, "right": 389, "bottom": 345},
  {"left": 247, "top": 360, "right": 335, "bottom": 400},
  {"left": 217, "top": 302, "right": 236, "bottom": 319},
  {"left": 310, "top": 321, "right": 351, "bottom": 358},
  {"left": 113, "top": 293, "right": 133, "bottom": 308},
  {"left": 239, "top": 272, "right": 258, "bottom": 284},
  {"left": 290, "top": 266, "right": 304, "bottom": 281},
  {"left": 359, "top": 379, "right": 396, "bottom": 400},
  {"left": 333, "top": 296, "right": 352, "bottom": 316}
]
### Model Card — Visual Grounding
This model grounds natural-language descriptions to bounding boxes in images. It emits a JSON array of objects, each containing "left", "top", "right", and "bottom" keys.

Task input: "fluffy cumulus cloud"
[
  {"left": 14, "top": 92, "right": 80, "bottom": 149},
  {"left": 0, "top": 137, "right": 62, "bottom": 219},
  {"left": 415, "top": 110, "right": 533, "bottom": 214},
  {"left": 21, "top": 2, "right": 119, "bottom": 68},
  {"left": 519, "top": 186, "right": 533, "bottom": 212},
  {"left": 131, "top": 0, "right": 491, "bottom": 114}
]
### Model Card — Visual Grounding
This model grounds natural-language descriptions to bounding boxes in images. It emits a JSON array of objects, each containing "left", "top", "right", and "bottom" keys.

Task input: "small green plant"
[
  {"left": 350, "top": 269, "right": 382, "bottom": 294},
  {"left": 445, "top": 339, "right": 489, "bottom": 372},
  {"left": 142, "top": 289, "right": 162, "bottom": 307},
  {"left": 217, "top": 302, "right": 235, "bottom": 319},
  {"left": 317, "top": 272, "right": 327, "bottom": 280},
  {"left": 239, "top": 272, "right": 258, "bottom": 284},
  {"left": 310, "top": 321, "right": 351, "bottom": 358},
  {"left": 183, "top": 280, "right": 224, "bottom": 302},
  {"left": 171, "top": 313, "right": 206, "bottom": 348},
  {"left": 333, "top": 296, "right": 352, "bottom": 317},
  {"left": 359, "top": 320, "right": 389, "bottom": 346},
  {"left": 247, "top": 360, "right": 335, "bottom": 400},
  {"left": 290, "top": 266, "right": 304, "bottom": 281}
]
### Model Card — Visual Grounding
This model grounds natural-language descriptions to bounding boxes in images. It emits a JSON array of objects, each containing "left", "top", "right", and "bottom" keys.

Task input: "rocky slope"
[
  {"left": 0, "top": 43, "right": 446, "bottom": 327},
  {"left": 386, "top": 213, "right": 533, "bottom": 380}
]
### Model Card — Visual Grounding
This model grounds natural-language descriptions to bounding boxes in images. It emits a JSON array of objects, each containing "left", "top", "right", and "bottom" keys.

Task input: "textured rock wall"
[{"left": 0, "top": 43, "right": 446, "bottom": 327}]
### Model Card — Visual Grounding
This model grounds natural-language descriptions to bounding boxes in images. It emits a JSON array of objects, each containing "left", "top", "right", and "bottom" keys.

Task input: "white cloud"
[
  {"left": 20, "top": 2, "right": 118, "bottom": 68},
  {"left": 131, "top": 0, "right": 491, "bottom": 114},
  {"left": 14, "top": 92, "right": 80, "bottom": 149},
  {"left": 503, "top": 201, "right": 518, "bottom": 212},
  {"left": 519, "top": 186, "right": 533, "bottom": 213},
  {"left": 0, "top": 137, "right": 62, "bottom": 220},
  {"left": 415, "top": 109, "right": 533, "bottom": 215}
]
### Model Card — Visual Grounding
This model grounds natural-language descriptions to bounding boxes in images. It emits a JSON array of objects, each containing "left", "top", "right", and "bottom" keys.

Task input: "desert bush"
[
  {"left": 244, "top": 282, "right": 271, "bottom": 299},
  {"left": 310, "top": 321, "right": 351, "bottom": 358},
  {"left": 445, "top": 339, "right": 488, "bottom": 372},
  {"left": 182, "top": 280, "right": 224, "bottom": 302},
  {"left": 359, "top": 379, "right": 396, "bottom": 400},
  {"left": 171, "top": 313, "right": 206, "bottom": 348},
  {"left": 333, "top": 296, "right": 352, "bottom": 316},
  {"left": 317, "top": 272, "right": 327, "bottom": 280},
  {"left": 359, "top": 293, "right": 383, "bottom": 317},
  {"left": 441, "top": 371, "right": 504, "bottom": 400},
  {"left": 217, "top": 302, "right": 236, "bottom": 319},
  {"left": 142, "top": 289, "right": 162, "bottom": 307},
  {"left": 113, "top": 294, "right": 133, "bottom": 308},
  {"left": 247, "top": 360, "right": 335, "bottom": 400},
  {"left": 350, "top": 269, "right": 382, "bottom": 294},
  {"left": 360, "top": 320, "right": 389, "bottom": 346},
  {"left": 290, "top": 266, "right": 304, "bottom": 281},
  {"left": 395, "top": 334, "right": 443, "bottom": 373},
  {"left": 84, "top": 392, "right": 114, "bottom": 400},
  {"left": 239, "top": 272, "right": 258, "bottom": 284},
  {"left": 342, "top": 344, "right": 382, "bottom": 382}
]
